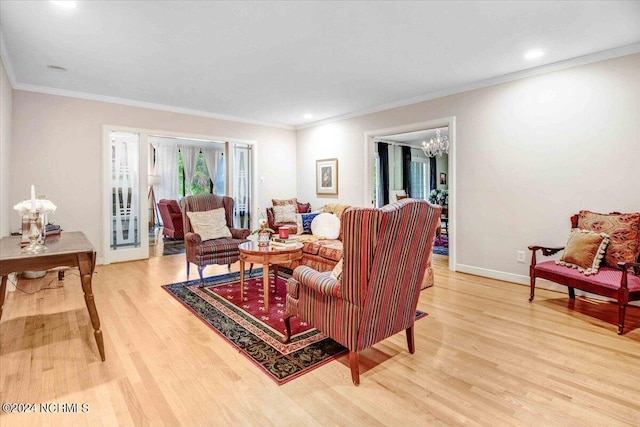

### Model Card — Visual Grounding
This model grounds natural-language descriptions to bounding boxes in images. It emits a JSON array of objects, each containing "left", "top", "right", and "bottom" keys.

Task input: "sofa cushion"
[
  {"left": 297, "top": 212, "right": 320, "bottom": 234},
  {"left": 535, "top": 261, "right": 640, "bottom": 292},
  {"left": 272, "top": 198, "right": 297, "bottom": 207},
  {"left": 556, "top": 228, "right": 610, "bottom": 275},
  {"left": 196, "top": 237, "right": 246, "bottom": 256},
  {"left": 318, "top": 241, "right": 344, "bottom": 262},
  {"left": 186, "top": 208, "right": 232, "bottom": 241},
  {"left": 272, "top": 204, "right": 297, "bottom": 224},
  {"left": 577, "top": 210, "right": 640, "bottom": 269},
  {"left": 311, "top": 213, "right": 341, "bottom": 239}
]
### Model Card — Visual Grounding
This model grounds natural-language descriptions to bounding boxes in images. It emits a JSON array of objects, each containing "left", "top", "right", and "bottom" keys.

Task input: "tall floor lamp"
[{"left": 148, "top": 175, "right": 161, "bottom": 227}]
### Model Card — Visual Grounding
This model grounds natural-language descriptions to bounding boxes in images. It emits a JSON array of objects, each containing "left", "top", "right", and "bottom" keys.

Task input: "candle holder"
[
  {"left": 21, "top": 211, "right": 47, "bottom": 254},
  {"left": 14, "top": 186, "right": 57, "bottom": 254}
]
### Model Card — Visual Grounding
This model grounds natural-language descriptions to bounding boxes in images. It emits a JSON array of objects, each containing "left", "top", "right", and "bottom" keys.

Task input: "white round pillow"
[{"left": 311, "top": 213, "right": 340, "bottom": 239}]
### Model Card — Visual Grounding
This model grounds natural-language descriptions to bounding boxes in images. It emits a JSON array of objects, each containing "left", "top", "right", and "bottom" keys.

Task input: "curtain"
[
  {"left": 402, "top": 146, "right": 412, "bottom": 198},
  {"left": 202, "top": 147, "right": 223, "bottom": 193},
  {"left": 179, "top": 145, "right": 200, "bottom": 195},
  {"left": 429, "top": 157, "right": 437, "bottom": 192},
  {"left": 378, "top": 142, "right": 390, "bottom": 206},
  {"left": 152, "top": 141, "right": 179, "bottom": 202}
]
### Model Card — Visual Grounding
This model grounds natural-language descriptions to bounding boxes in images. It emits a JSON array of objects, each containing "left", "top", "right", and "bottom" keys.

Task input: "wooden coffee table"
[{"left": 238, "top": 241, "right": 303, "bottom": 310}]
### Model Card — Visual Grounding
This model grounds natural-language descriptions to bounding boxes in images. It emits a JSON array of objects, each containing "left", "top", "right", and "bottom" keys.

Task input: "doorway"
[{"left": 364, "top": 118, "right": 455, "bottom": 271}]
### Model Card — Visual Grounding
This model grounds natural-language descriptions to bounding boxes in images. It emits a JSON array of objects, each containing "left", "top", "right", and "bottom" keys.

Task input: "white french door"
[{"left": 103, "top": 127, "right": 149, "bottom": 263}]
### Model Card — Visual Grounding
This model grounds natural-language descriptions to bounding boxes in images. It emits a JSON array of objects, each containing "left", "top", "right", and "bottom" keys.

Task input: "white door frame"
[
  {"left": 363, "top": 117, "right": 456, "bottom": 271},
  {"left": 102, "top": 125, "right": 259, "bottom": 263}
]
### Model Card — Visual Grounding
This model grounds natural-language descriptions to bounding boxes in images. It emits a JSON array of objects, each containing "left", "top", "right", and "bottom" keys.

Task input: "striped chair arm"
[{"left": 293, "top": 266, "right": 341, "bottom": 297}]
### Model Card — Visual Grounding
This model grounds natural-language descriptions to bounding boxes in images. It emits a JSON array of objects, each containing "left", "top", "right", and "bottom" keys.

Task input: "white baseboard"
[
  {"left": 455, "top": 264, "right": 529, "bottom": 285},
  {"left": 454, "top": 263, "right": 640, "bottom": 307}
]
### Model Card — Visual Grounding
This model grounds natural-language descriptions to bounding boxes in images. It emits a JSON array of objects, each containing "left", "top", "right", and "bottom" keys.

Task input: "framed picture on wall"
[
  {"left": 316, "top": 158, "right": 338, "bottom": 195},
  {"left": 439, "top": 173, "right": 447, "bottom": 185}
]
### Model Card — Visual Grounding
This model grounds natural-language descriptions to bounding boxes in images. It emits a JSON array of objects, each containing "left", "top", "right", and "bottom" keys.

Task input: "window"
[
  {"left": 409, "top": 160, "right": 429, "bottom": 200},
  {"left": 177, "top": 149, "right": 225, "bottom": 197}
]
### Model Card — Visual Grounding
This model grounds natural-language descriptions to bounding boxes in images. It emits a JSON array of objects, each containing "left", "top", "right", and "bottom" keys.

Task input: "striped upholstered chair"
[
  {"left": 283, "top": 199, "right": 441, "bottom": 385},
  {"left": 181, "top": 194, "right": 251, "bottom": 287}
]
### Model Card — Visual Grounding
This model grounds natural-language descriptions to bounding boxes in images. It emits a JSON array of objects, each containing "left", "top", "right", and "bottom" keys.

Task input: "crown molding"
[
  {"left": 12, "top": 82, "right": 296, "bottom": 130},
  {"left": 296, "top": 42, "right": 640, "bottom": 131},
  {"left": 0, "top": 26, "right": 18, "bottom": 87}
]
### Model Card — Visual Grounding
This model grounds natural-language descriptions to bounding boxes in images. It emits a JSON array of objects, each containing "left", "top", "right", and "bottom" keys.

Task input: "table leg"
[
  {"left": 239, "top": 259, "right": 245, "bottom": 302},
  {"left": 273, "top": 264, "right": 279, "bottom": 294},
  {"left": 78, "top": 252, "right": 105, "bottom": 361},
  {"left": 262, "top": 263, "right": 269, "bottom": 311},
  {"left": 0, "top": 275, "right": 7, "bottom": 321}
]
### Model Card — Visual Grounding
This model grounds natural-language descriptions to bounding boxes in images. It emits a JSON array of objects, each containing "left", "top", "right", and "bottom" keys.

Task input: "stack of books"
[{"left": 270, "top": 237, "right": 298, "bottom": 247}]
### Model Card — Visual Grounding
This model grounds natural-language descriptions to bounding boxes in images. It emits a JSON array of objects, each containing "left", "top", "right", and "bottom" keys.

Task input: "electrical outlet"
[
  {"left": 517, "top": 250, "right": 525, "bottom": 263},
  {"left": 256, "top": 205, "right": 261, "bottom": 213}
]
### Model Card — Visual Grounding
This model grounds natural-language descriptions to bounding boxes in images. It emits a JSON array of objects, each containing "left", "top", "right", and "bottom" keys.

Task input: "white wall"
[
  {"left": 11, "top": 91, "right": 297, "bottom": 260},
  {"left": 0, "top": 57, "right": 11, "bottom": 237},
  {"left": 296, "top": 53, "right": 640, "bottom": 284}
]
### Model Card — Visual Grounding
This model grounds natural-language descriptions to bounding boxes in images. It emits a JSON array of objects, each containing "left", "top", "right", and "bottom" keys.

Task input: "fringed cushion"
[
  {"left": 577, "top": 210, "right": 640, "bottom": 268},
  {"left": 556, "top": 228, "right": 610, "bottom": 275}
]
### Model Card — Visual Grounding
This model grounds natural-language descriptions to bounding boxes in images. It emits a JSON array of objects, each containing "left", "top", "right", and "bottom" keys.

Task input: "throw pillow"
[
  {"left": 272, "top": 198, "right": 297, "bottom": 207},
  {"left": 186, "top": 208, "right": 232, "bottom": 241},
  {"left": 272, "top": 204, "right": 298, "bottom": 224},
  {"left": 576, "top": 210, "right": 640, "bottom": 268},
  {"left": 311, "top": 212, "right": 340, "bottom": 239},
  {"left": 555, "top": 228, "right": 610, "bottom": 275},
  {"left": 330, "top": 258, "right": 343, "bottom": 281},
  {"left": 300, "top": 212, "right": 320, "bottom": 234}
]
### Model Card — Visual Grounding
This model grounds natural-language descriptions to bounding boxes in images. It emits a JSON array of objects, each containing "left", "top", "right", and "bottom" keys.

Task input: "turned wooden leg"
[
  {"left": 349, "top": 351, "right": 360, "bottom": 386},
  {"left": 249, "top": 263, "right": 254, "bottom": 278},
  {"left": 239, "top": 259, "right": 245, "bottom": 302},
  {"left": 186, "top": 262, "right": 190, "bottom": 279},
  {"left": 0, "top": 275, "right": 7, "bottom": 321},
  {"left": 198, "top": 266, "right": 205, "bottom": 288},
  {"left": 406, "top": 325, "right": 415, "bottom": 354},
  {"left": 282, "top": 312, "right": 292, "bottom": 343},
  {"left": 618, "top": 304, "right": 627, "bottom": 335},
  {"left": 78, "top": 253, "right": 105, "bottom": 361},
  {"left": 529, "top": 275, "right": 536, "bottom": 302},
  {"left": 568, "top": 287, "right": 576, "bottom": 299}
]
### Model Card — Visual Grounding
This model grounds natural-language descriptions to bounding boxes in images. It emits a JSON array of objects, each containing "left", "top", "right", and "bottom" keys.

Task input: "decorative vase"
[{"left": 257, "top": 229, "right": 271, "bottom": 246}]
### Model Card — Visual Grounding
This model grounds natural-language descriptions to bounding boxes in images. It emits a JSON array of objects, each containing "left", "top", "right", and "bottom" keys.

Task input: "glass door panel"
[{"left": 105, "top": 130, "right": 148, "bottom": 263}]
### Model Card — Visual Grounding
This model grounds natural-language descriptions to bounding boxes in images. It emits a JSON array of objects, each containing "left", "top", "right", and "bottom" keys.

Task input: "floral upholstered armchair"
[
  {"left": 180, "top": 194, "right": 250, "bottom": 287},
  {"left": 283, "top": 199, "right": 442, "bottom": 385}
]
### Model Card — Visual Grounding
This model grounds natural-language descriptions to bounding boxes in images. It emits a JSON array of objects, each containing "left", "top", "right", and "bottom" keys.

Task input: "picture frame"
[
  {"left": 316, "top": 158, "right": 338, "bottom": 195},
  {"left": 439, "top": 173, "right": 447, "bottom": 185}
]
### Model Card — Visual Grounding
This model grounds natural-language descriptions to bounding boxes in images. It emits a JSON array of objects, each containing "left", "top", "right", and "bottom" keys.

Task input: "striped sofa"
[
  {"left": 283, "top": 198, "right": 441, "bottom": 385},
  {"left": 180, "top": 194, "right": 251, "bottom": 287}
]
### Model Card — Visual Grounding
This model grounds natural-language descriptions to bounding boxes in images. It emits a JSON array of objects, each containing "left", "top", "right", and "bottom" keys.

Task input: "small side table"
[
  {"left": 238, "top": 241, "right": 303, "bottom": 310},
  {"left": 0, "top": 231, "right": 105, "bottom": 361}
]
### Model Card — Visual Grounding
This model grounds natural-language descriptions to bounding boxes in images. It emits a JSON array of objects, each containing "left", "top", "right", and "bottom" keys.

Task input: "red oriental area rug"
[{"left": 162, "top": 270, "right": 347, "bottom": 385}]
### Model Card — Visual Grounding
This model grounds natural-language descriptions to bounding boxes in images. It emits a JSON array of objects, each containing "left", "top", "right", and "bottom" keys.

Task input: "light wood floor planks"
[{"left": 1, "top": 253, "right": 639, "bottom": 426}]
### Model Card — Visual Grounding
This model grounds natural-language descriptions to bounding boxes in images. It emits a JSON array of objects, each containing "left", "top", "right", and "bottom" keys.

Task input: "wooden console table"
[{"left": 0, "top": 231, "right": 105, "bottom": 361}]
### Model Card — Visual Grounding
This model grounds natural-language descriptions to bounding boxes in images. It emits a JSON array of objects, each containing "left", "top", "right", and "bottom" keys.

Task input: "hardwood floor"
[{"left": 1, "top": 253, "right": 639, "bottom": 426}]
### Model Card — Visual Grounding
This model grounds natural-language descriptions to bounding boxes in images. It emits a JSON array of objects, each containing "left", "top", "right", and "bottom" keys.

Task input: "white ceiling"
[{"left": 1, "top": 1, "right": 640, "bottom": 128}]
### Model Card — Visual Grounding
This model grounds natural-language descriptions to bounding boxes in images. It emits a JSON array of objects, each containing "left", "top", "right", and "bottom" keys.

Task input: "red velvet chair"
[
  {"left": 283, "top": 199, "right": 442, "bottom": 385},
  {"left": 157, "top": 199, "right": 184, "bottom": 239}
]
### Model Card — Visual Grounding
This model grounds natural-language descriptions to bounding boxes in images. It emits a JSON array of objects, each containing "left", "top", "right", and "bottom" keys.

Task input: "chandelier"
[{"left": 421, "top": 129, "right": 449, "bottom": 158}]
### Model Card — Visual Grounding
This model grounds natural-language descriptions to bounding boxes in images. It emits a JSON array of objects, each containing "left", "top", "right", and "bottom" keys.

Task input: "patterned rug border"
[{"left": 162, "top": 270, "right": 348, "bottom": 385}]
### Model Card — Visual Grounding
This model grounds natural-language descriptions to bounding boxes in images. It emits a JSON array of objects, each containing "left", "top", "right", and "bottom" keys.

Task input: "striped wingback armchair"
[
  {"left": 283, "top": 198, "right": 441, "bottom": 385},
  {"left": 180, "top": 194, "right": 251, "bottom": 287}
]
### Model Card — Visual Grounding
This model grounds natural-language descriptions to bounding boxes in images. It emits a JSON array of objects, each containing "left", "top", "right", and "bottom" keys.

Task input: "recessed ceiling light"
[
  {"left": 50, "top": 1, "right": 78, "bottom": 9},
  {"left": 47, "top": 65, "right": 68, "bottom": 72},
  {"left": 524, "top": 49, "right": 545, "bottom": 60},
  {"left": 303, "top": 113, "right": 314, "bottom": 120}
]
